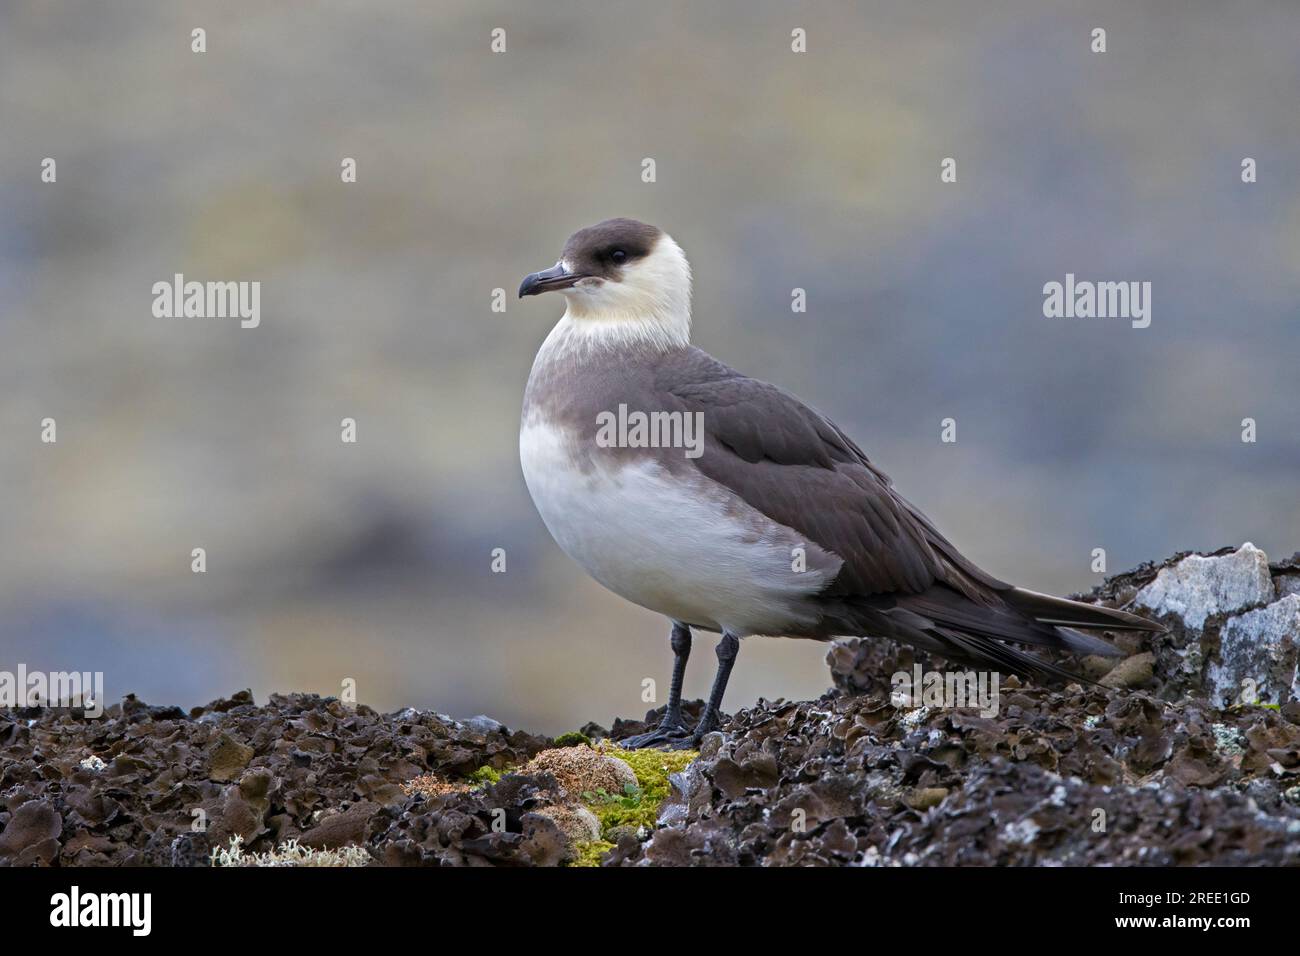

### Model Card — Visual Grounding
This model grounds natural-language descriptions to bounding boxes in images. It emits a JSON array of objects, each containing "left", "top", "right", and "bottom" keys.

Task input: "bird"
[{"left": 518, "top": 217, "right": 1161, "bottom": 749}]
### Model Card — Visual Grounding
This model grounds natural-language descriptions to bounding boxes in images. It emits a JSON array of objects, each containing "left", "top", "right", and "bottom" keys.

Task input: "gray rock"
[
  {"left": 1135, "top": 542, "right": 1274, "bottom": 632},
  {"left": 697, "top": 731, "right": 726, "bottom": 759},
  {"left": 1205, "top": 594, "right": 1300, "bottom": 706},
  {"left": 1099, "top": 652, "right": 1155, "bottom": 689},
  {"left": 458, "top": 715, "right": 505, "bottom": 735}
]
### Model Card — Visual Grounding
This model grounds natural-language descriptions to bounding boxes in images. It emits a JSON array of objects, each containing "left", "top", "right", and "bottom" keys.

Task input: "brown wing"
[
  {"left": 654, "top": 349, "right": 1157, "bottom": 681},
  {"left": 662, "top": 360, "right": 976, "bottom": 600}
]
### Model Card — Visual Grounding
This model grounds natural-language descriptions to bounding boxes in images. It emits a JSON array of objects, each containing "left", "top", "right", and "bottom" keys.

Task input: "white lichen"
[
  {"left": 1135, "top": 543, "right": 1274, "bottom": 632},
  {"left": 1211, "top": 722, "right": 1244, "bottom": 757},
  {"left": 1001, "top": 818, "right": 1041, "bottom": 845},
  {"left": 899, "top": 706, "right": 931, "bottom": 731},
  {"left": 1206, "top": 595, "right": 1300, "bottom": 705},
  {"left": 210, "top": 835, "right": 371, "bottom": 868}
]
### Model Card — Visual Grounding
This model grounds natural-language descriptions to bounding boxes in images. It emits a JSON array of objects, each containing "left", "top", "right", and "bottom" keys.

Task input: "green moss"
[
  {"left": 575, "top": 747, "right": 700, "bottom": 850},
  {"left": 605, "top": 747, "right": 698, "bottom": 803},
  {"left": 467, "top": 765, "right": 503, "bottom": 786},
  {"left": 570, "top": 839, "right": 616, "bottom": 867},
  {"left": 583, "top": 784, "right": 659, "bottom": 834},
  {"left": 469, "top": 744, "right": 699, "bottom": 867}
]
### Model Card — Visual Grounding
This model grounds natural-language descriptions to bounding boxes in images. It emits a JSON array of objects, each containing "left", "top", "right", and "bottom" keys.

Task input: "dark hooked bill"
[{"left": 519, "top": 263, "right": 582, "bottom": 297}]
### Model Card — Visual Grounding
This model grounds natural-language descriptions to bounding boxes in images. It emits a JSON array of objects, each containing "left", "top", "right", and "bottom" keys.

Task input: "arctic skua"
[{"left": 519, "top": 218, "right": 1160, "bottom": 748}]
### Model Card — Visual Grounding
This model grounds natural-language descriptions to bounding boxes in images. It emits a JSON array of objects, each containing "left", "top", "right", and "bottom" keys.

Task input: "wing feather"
[
  {"left": 653, "top": 349, "right": 1155, "bottom": 682},
  {"left": 664, "top": 364, "right": 948, "bottom": 598}
]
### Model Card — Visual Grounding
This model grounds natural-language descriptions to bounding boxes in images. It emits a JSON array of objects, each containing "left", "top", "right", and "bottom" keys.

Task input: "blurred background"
[{"left": 1, "top": 1, "right": 1297, "bottom": 732}]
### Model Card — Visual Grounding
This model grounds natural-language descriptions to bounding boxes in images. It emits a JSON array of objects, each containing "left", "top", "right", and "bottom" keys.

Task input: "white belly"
[{"left": 519, "top": 419, "right": 837, "bottom": 636}]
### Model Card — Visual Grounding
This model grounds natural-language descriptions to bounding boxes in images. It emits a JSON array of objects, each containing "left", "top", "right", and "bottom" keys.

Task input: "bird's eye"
[{"left": 611, "top": 249, "right": 627, "bottom": 263}]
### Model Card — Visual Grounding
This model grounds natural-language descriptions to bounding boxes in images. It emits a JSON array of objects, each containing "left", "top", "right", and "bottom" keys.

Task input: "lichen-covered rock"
[
  {"left": 0, "top": 800, "right": 63, "bottom": 865},
  {"left": 207, "top": 733, "right": 255, "bottom": 782},
  {"left": 298, "top": 801, "right": 380, "bottom": 849},
  {"left": 1071, "top": 543, "right": 1300, "bottom": 704},
  {"left": 610, "top": 686, "right": 1300, "bottom": 867},
  {"left": 521, "top": 746, "right": 638, "bottom": 798},
  {"left": 0, "top": 691, "right": 549, "bottom": 866},
  {"left": 534, "top": 804, "right": 602, "bottom": 846},
  {"left": 1206, "top": 595, "right": 1300, "bottom": 706},
  {"left": 1099, "top": 652, "right": 1155, "bottom": 689},
  {"left": 1135, "top": 543, "right": 1274, "bottom": 632},
  {"left": 4, "top": 544, "right": 1300, "bottom": 868},
  {"left": 874, "top": 758, "right": 1300, "bottom": 866},
  {"left": 827, "top": 637, "right": 924, "bottom": 696}
]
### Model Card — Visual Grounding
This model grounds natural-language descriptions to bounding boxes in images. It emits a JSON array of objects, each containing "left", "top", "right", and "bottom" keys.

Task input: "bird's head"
[{"left": 519, "top": 218, "right": 692, "bottom": 349}]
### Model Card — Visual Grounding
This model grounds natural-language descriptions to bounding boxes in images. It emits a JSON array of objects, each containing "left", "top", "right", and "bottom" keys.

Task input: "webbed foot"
[{"left": 619, "top": 719, "right": 693, "bottom": 750}]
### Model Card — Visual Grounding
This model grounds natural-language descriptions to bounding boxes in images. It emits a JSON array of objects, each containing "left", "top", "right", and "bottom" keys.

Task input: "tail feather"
[
  {"left": 932, "top": 628, "right": 1098, "bottom": 685},
  {"left": 860, "top": 580, "right": 1163, "bottom": 685},
  {"left": 1055, "top": 626, "right": 1125, "bottom": 658},
  {"left": 1002, "top": 587, "right": 1163, "bottom": 633}
]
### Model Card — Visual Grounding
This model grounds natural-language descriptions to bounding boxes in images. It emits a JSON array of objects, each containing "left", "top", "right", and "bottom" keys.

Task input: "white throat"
[{"left": 555, "top": 234, "right": 692, "bottom": 352}]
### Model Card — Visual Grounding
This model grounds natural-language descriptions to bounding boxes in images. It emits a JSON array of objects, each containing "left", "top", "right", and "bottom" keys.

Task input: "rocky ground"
[{"left": 2, "top": 543, "right": 1299, "bottom": 867}]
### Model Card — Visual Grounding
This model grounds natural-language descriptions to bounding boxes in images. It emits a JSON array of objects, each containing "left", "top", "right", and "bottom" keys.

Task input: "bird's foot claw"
[
  {"left": 619, "top": 719, "right": 693, "bottom": 750},
  {"left": 688, "top": 712, "right": 722, "bottom": 747}
]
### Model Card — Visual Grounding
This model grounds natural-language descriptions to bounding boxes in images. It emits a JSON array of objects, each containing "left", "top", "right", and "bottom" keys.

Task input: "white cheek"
[{"left": 565, "top": 277, "right": 611, "bottom": 305}]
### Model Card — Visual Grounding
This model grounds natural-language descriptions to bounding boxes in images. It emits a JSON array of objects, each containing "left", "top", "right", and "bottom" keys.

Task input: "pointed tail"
[{"left": 1002, "top": 587, "right": 1163, "bottom": 634}]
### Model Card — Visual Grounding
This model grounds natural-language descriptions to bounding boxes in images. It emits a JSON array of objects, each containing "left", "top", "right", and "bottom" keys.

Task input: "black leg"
[
  {"left": 691, "top": 632, "right": 739, "bottom": 743},
  {"left": 663, "top": 622, "right": 691, "bottom": 726},
  {"left": 619, "top": 622, "right": 694, "bottom": 749}
]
